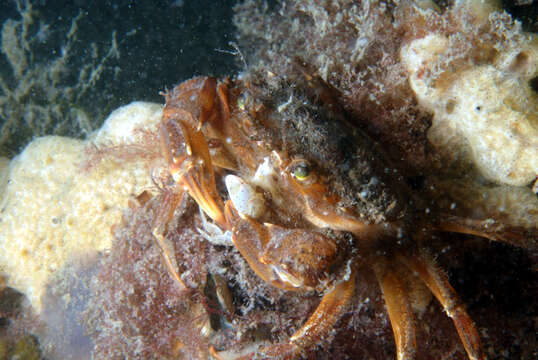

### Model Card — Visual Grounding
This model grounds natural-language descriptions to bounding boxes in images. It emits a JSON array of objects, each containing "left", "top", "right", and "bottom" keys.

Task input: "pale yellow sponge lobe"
[
  {"left": 402, "top": 34, "right": 537, "bottom": 186},
  {"left": 93, "top": 100, "right": 164, "bottom": 144},
  {"left": 0, "top": 101, "right": 163, "bottom": 312}
]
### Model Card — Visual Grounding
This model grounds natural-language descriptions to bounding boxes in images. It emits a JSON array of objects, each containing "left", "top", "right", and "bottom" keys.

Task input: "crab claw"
[
  {"left": 225, "top": 175, "right": 266, "bottom": 220},
  {"left": 224, "top": 199, "right": 346, "bottom": 293},
  {"left": 160, "top": 103, "right": 226, "bottom": 227}
]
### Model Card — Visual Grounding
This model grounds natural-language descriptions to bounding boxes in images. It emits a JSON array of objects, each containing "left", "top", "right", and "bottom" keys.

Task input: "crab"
[{"left": 152, "top": 74, "right": 531, "bottom": 360}]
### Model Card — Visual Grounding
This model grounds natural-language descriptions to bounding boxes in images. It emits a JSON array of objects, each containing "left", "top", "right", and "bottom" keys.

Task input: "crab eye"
[{"left": 291, "top": 162, "right": 311, "bottom": 181}]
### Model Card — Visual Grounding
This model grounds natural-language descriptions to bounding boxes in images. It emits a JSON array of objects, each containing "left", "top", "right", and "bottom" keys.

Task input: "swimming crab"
[{"left": 152, "top": 74, "right": 530, "bottom": 360}]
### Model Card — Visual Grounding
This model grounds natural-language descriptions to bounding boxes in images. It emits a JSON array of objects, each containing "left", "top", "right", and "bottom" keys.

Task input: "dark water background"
[{"left": 0, "top": 0, "right": 242, "bottom": 157}]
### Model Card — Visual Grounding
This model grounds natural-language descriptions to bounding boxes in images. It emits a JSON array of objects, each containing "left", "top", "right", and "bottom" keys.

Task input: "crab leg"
[
  {"left": 259, "top": 271, "right": 356, "bottom": 359},
  {"left": 290, "top": 270, "right": 356, "bottom": 346},
  {"left": 223, "top": 200, "right": 357, "bottom": 357},
  {"left": 437, "top": 215, "right": 536, "bottom": 250},
  {"left": 210, "top": 272, "right": 354, "bottom": 360},
  {"left": 397, "top": 251, "right": 485, "bottom": 360},
  {"left": 160, "top": 112, "right": 226, "bottom": 228},
  {"left": 152, "top": 190, "right": 188, "bottom": 289},
  {"left": 374, "top": 262, "right": 417, "bottom": 360}
]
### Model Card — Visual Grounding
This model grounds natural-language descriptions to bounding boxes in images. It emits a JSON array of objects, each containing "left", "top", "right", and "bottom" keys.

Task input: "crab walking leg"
[
  {"left": 397, "top": 251, "right": 485, "bottom": 360},
  {"left": 259, "top": 271, "right": 356, "bottom": 358},
  {"left": 374, "top": 262, "right": 417, "bottom": 360},
  {"left": 290, "top": 270, "right": 356, "bottom": 346},
  {"left": 437, "top": 215, "right": 534, "bottom": 249},
  {"left": 152, "top": 190, "right": 188, "bottom": 289}
]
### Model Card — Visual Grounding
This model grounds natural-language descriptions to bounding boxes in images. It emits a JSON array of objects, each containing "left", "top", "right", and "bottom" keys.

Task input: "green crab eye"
[
  {"left": 237, "top": 93, "right": 247, "bottom": 111},
  {"left": 291, "top": 162, "right": 311, "bottom": 181}
]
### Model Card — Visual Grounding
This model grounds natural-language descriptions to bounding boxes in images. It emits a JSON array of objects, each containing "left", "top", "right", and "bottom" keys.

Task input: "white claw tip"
[{"left": 225, "top": 175, "right": 266, "bottom": 219}]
